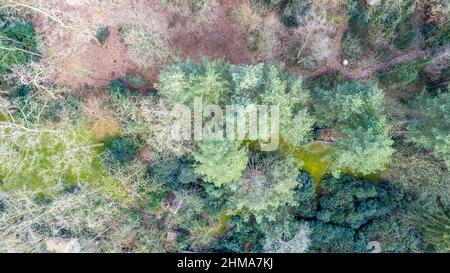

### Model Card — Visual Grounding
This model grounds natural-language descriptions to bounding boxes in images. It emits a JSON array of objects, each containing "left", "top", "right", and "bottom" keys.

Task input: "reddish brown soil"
[
  {"left": 30, "top": 0, "right": 432, "bottom": 88},
  {"left": 56, "top": 28, "right": 158, "bottom": 89},
  {"left": 166, "top": 6, "right": 254, "bottom": 65},
  {"left": 31, "top": 1, "right": 254, "bottom": 89},
  {"left": 31, "top": 10, "right": 158, "bottom": 89}
]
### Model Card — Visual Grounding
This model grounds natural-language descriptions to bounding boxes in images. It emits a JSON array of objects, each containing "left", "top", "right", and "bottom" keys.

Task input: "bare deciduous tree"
[{"left": 0, "top": 187, "right": 123, "bottom": 252}]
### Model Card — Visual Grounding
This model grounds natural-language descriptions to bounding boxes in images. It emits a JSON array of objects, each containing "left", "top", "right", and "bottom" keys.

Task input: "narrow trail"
[
  {"left": 343, "top": 48, "right": 429, "bottom": 79},
  {"left": 289, "top": 47, "right": 429, "bottom": 80},
  {"left": 415, "top": 0, "right": 426, "bottom": 32}
]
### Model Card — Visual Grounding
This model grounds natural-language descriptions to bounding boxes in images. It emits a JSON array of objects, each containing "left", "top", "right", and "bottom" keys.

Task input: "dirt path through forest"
[{"left": 289, "top": 45, "right": 430, "bottom": 81}]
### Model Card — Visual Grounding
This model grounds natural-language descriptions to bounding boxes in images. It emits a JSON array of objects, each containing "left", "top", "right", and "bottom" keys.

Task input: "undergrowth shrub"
[{"left": 0, "top": 19, "right": 37, "bottom": 74}]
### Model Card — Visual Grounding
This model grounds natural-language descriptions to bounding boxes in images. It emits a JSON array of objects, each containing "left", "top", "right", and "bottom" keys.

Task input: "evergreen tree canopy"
[
  {"left": 158, "top": 60, "right": 314, "bottom": 146},
  {"left": 407, "top": 90, "right": 450, "bottom": 168},
  {"left": 193, "top": 140, "right": 249, "bottom": 187},
  {"left": 315, "top": 81, "right": 394, "bottom": 175},
  {"left": 157, "top": 58, "right": 229, "bottom": 106}
]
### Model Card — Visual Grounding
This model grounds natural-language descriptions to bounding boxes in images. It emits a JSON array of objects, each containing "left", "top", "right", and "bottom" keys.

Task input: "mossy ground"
[{"left": 282, "top": 140, "right": 386, "bottom": 186}]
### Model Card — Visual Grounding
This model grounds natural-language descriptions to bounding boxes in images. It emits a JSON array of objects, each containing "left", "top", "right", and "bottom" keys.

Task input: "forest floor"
[
  {"left": 31, "top": 0, "right": 252, "bottom": 89},
  {"left": 29, "top": 0, "right": 439, "bottom": 89},
  {"left": 166, "top": 1, "right": 254, "bottom": 65}
]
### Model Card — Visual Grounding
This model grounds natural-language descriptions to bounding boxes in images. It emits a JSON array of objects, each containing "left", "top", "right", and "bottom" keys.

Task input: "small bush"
[
  {"left": 96, "top": 26, "right": 110, "bottom": 45},
  {"left": 125, "top": 71, "right": 148, "bottom": 89},
  {"left": 147, "top": 156, "right": 199, "bottom": 188},
  {"left": 346, "top": 0, "right": 417, "bottom": 61},
  {"left": 109, "top": 79, "right": 132, "bottom": 97},
  {"left": 423, "top": 1, "right": 450, "bottom": 51},
  {"left": 424, "top": 21, "right": 450, "bottom": 50},
  {"left": 120, "top": 21, "right": 172, "bottom": 68},
  {"left": 279, "top": 0, "right": 311, "bottom": 28},
  {"left": 0, "top": 19, "right": 37, "bottom": 74},
  {"left": 379, "top": 60, "right": 429, "bottom": 89},
  {"left": 248, "top": 29, "right": 267, "bottom": 54},
  {"left": 104, "top": 138, "right": 140, "bottom": 166},
  {"left": 10, "top": 84, "right": 34, "bottom": 101}
]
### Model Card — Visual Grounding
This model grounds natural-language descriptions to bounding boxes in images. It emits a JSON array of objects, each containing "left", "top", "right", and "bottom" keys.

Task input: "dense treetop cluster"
[{"left": 0, "top": 0, "right": 449, "bottom": 253}]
